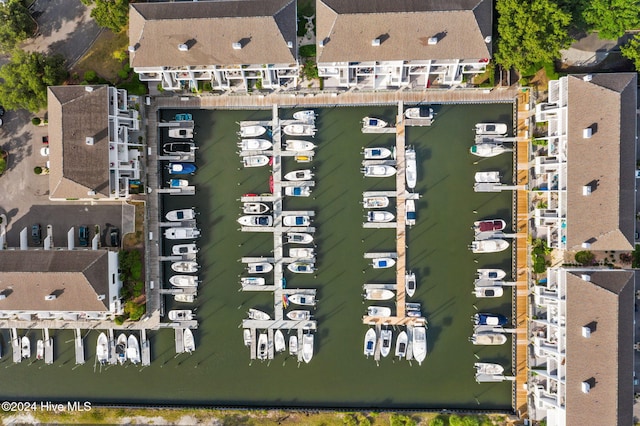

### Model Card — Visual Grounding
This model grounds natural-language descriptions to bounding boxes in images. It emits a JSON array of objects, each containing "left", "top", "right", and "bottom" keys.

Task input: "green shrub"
[
  {"left": 299, "top": 44, "right": 316, "bottom": 58},
  {"left": 114, "top": 316, "right": 125, "bottom": 325},
  {"left": 255, "top": 79, "right": 263, "bottom": 90},
  {"left": 203, "top": 81, "right": 212, "bottom": 92},
  {"left": 117, "top": 69, "right": 129, "bottom": 79},
  {"left": 33, "top": 166, "right": 42, "bottom": 175},
  {"left": 31, "top": 117, "right": 41, "bottom": 125},
  {"left": 575, "top": 250, "right": 595, "bottom": 265},
  {"left": 0, "top": 157, "right": 5, "bottom": 175},
  {"left": 83, "top": 70, "right": 98, "bottom": 82},
  {"left": 429, "top": 418, "right": 445, "bottom": 426},
  {"left": 302, "top": 60, "right": 319, "bottom": 80}
]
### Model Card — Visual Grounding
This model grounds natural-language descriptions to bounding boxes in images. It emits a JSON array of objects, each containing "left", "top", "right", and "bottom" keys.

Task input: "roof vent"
[
  {"left": 178, "top": 44, "right": 189, "bottom": 52},
  {"left": 287, "top": 41, "right": 293, "bottom": 48},
  {"left": 44, "top": 294, "right": 56, "bottom": 301},
  {"left": 371, "top": 38, "right": 381, "bottom": 47},
  {"left": 85, "top": 137, "right": 94, "bottom": 146},
  {"left": 97, "top": 294, "right": 106, "bottom": 301},
  {"left": 232, "top": 42, "right": 242, "bottom": 50},
  {"left": 484, "top": 36, "right": 492, "bottom": 43},
  {"left": 581, "top": 326, "right": 591, "bottom": 338},
  {"left": 127, "top": 45, "right": 136, "bottom": 53},
  {"left": 582, "top": 185, "right": 591, "bottom": 196},
  {"left": 581, "top": 381, "right": 590, "bottom": 394},
  {"left": 583, "top": 128, "right": 592, "bottom": 139},
  {"left": 427, "top": 37, "right": 438, "bottom": 45},
  {"left": 85, "top": 86, "right": 93, "bottom": 92},
  {"left": 583, "top": 74, "right": 593, "bottom": 82},
  {"left": 581, "top": 274, "right": 591, "bottom": 282}
]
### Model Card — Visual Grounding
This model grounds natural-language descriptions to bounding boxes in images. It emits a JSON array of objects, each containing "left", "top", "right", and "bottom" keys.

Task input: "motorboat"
[
  {"left": 287, "top": 293, "right": 316, "bottom": 306},
  {"left": 247, "top": 262, "right": 273, "bottom": 274},
  {"left": 286, "top": 232, "right": 313, "bottom": 244},
  {"left": 36, "top": 339, "right": 44, "bottom": 360},
  {"left": 406, "top": 302, "right": 422, "bottom": 318},
  {"left": 274, "top": 330, "right": 286, "bottom": 353},
  {"left": 363, "top": 147, "right": 392, "bottom": 159},
  {"left": 470, "top": 239, "right": 510, "bottom": 253},
  {"left": 283, "top": 124, "right": 315, "bottom": 136},
  {"left": 474, "top": 313, "right": 508, "bottom": 326},
  {"left": 256, "top": 333, "right": 268, "bottom": 360},
  {"left": 474, "top": 171, "right": 501, "bottom": 183},
  {"left": 470, "top": 143, "right": 509, "bottom": 158},
  {"left": 164, "top": 227, "right": 200, "bottom": 240},
  {"left": 242, "top": 202, "right": 270, "bottom": 214},
  {"left": 243, "top": 329, "right": 251, "bottom": 347},
  {"left": 405, "top": 106, "right": 434, "bottom": 120},
  {"left": 405, "top": 148, "right": 417, "bottom": 189},
  {"left": 171, "top": 261, "right": 199, "bottom": 273},
  {"left": 168, "top": 309, "right": 194, "bottom": 321},
  {"left": 283, "top": 215, "right": 311, "bottom": 227},
  {"left": 172, "top": 243, "right": 198, "bottom": 255},
  {"left": 168, "top": 162, "right": 197, "bottom": 175},
  {"left": 183, "top": 328, "right": 196, "bottom": 353},
  {"left": 395, "top": 331, "right": 408, "bottom": 359},
  {"left": 405, "top": 271, "right": 416, "bottom": 297},
  {"left": 21, "top": 336, "right": 30, "bottom": 359},
  {"left": 241, "top": 277, "right": 266, "bottom": 286},
  {"left": 363, "top": 196, "right": 389, "bottom": 209},
  {"left": 239, "top": 125, "right": 267, "bottom": 138},
  {"left": 237, "top": 215, "right": 273, "bottom": 227},
  {"left": 471, "top": 331, "right": 507, "bottom": 346},
  {"left": 116, "top": 334, "right": 127, "bottom": 365},
  {"left": 174, "top": 113, "right": 192, "bottom": 121},
  {"left": 284, "top": 186, "right": 312, "bottom": 197},
  {"left": 293, "top": 110, "right": 316, "bottom": 122},
  {"left": 163, "top": 142, "right": 196, "bottom": 154},
  {"left": 166, "top": 208, "right": 196, "bottom": 221},
  {"left": 473, "top": 285, "right": 505, "bottom": 299},
  {"left": 238, "top": 139, "right": 272, "bottom": 151},
  {"left": 169, "top": 179, "right": 189, "bottom": 188},
  {"left": 475, "top": 362, "right": 505, "bottom": 375},
  {"left": 285, "top": 140, "right": 316, "bottom": 152},
  {"left": 474, "top": 219, "right": 506, "bottom": 233},
  {"left": 248, "top": 308, "right": 271, "bottom": 321},
  {"left": 364, "top": 289, "right": 395, "bottom": 301},
  {"left": 362, "top": 165, "right": 396, "bottom": 177},
  {"left": 412, "top": 326, "right": 427, "bottom": 365},
  {"left": 287, "top": 262, "right": 315, "bottom": 274},
  {"left": 242, "top": 155, "right": 270, "bottom": 168},
  {"left": 287, "top": 310, "right": 311, "bottom": 320},
  {"left": 174, "top": 293, "right": 195, "bottom": 303},
  {"left": 372, "top": 257, "right": 395, "bottom": 269},
  {"left": 367, "top": 306, "right": 392, "bottom": 317},
  {"left": 127, "top": 334, "right": 141, "bottom": 364},
  {"left": 289, "top": 247, "right": 314, "bottom": 259},
  {"left": 284, "top": 169, "right": 313, "bottom": 181},
  {"left": 477, "top": 268, "right": 506, "bottom": 280},
  {"left": 362, "top": 117, "right": 388, "bottom": 129},
  {"left": 406, "top": 199, "right": 416, "bottom": 226},
  {"left": 367, "top": 211, "right": 395, "bottom": 223},
  {"left": 289, "top": 336, "right": 298, "bottom": 355},
  {"left": 295, "top": 155, "right": 313, "bottom": 163},
  {"left": 302, "top": 332, "right": 314, "bottom": 363},
  {"left": 168, "top": 128, "right": 194, "bottom": 139},
  {"left": 475, "top": 122, "right": 508, "bottom": 136},
  {"left": 364, "top": 328, "right": 376, "bottom": 357},
  {"left": 379, "top": 329, "right": 392, "bottom": 358},
  {"left": 96, "top": 332, "right": 108, "bottom": 364},
  {"left": 169, "top": 275, "right": 199, "bottom": 287}
]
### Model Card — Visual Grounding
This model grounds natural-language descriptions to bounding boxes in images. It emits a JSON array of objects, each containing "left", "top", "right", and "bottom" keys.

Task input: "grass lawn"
[{"left": 71, "top": 30, "right": 129, "bottom": 83}]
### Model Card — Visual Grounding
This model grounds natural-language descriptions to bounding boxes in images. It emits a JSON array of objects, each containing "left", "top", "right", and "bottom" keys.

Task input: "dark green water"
[{"left": 2, "top": 104, "right": 514, "bottom": 410}]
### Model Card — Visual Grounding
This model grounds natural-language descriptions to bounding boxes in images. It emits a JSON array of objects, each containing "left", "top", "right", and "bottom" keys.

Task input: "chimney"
[
  {"left": 85, "top": 137, "right": 94, "bottom": 146},
  {"left": 287, "top": 41, "right": 293, "bottom": 48},
  {"left": 484, "top": 36, "right": 492, "bottom": 43},
  {"left": 85, "top": 86, "right": 93, "bottom": 92},
  {"left": 232, "top": 42, "right": 242, "bottom": 50},
  {"left": 581, "top": 326, "right": 591, "bottom": 338},
  {"left": 428, "top": 37, "right": 438, "bottom": 45},
  {"left": 178, "top": 44, "right": 189, "bottom": 52},
  {"left": 128, "top": 45, "right": 136, "bottom": 52},
  {"left": 583, "top": 128, "right": 592, "bottom": 138},
  {"left": 582, "top": 185, "right": 591, "bottom": 196},
  {"left": 581, "top": 382, "right": 590, "bottom": 394},
  {"left": 583, "top": 74, "right": 593, "bottom": 82},
  {"left": 581, "top": 274, "right": 591, "bottom": 281},
  {"left": 44, "top": 294, "right": 56, "bottom": 301},
  {"left": 371, "top": 38, "right": 381, "bottom": 47}
]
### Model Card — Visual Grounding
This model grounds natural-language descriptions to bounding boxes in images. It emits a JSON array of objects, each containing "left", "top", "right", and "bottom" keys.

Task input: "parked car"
[
  {"left": 110, "top": 228, "right": 120, "bottom": 247},
  {"left": 0, "top": 106, "right": 5, "bottom": 117},
  {"left": 78, "top": 226, "right": 89, "bottom": 247},
  {"left": 31, "top": 224, "right": 41, "bottom": 245}
]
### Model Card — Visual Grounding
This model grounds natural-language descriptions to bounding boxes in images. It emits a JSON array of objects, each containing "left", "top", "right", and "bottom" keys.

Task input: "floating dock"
[{"left": 74, "top": 328, "right": 84, "bottom": 365}]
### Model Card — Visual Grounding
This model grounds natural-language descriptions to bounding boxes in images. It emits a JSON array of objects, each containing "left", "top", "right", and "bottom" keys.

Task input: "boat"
[
  {"left": 174, "top": 113, "right": 192, "bottom": 121},
  {"left": 286, "top": 232, "right": 313, "bottom": 244},
  {"left": 274, "top": 330, "right": 286, "bottom": 353},
  {"left": 362, "top": 117, "right": 387, "bottom": 129},
  {"left": 475, "top": 362, "right": 505, "bottom": 375},
  {"left": 168, "top": 309, "right": 194, "bottom": 321},
  {"left": 471, "top": 331, "right": 507, "bottom": 346},
  {"left": 470, "top": 143, "right": 509, "bottom": 158},
  {"left": 166, "top": 208, "right": 196, "bottom": 221},
  {"left": 364, "top": 289, "right": 395, "bottom": 301},
  {"left": 243, "top": 329, "right": 251, "bottom": 347},
  {"left": 284, "top": 186, "right": 312, "bottom": 197},
  {"left": 287, "top": 293, "right": 316, "bottom": 306},
  {"left": 474, "top": 171, "right": 501, "bottom": 183},
  {"left": 238, "top": 139, "right": 272, "bottom": 151},
  {"left": 239, "top": 125, "right": 267, "bottom": 138},
  {"left": 20, "top": 336, "right": 30, "bottom": 359},
  {"left": 247, "top": 262, "right": 273, "bottom": 274},
  {"left": 237, "top": 215, "right": 273, "bottom": 227},
  {"left": 363, "top": 196, "right": 389, "bottom": 208},
  {"left": 283, "top": 124, "right": 315, "bottom": 136},
  {"left": 372, "top": 257, "right": 396, "bottom": 269},
  {"left": 168, "top": 162, "right": 197, "bottom": 175},
  {"left": 405, "top": 106, "right": 434, "bottom": 120},
  {"left": 362, "top": 165, "right": 396, "bottom": 177},
  {"left": 36, "top": 339, "right": 44, "bottom": 360},
  {"left": 474, "top": 313, "right": 508, "bottom": 326},
  {"left": 285, "top": 140, "right": 316, "bottom": 152},
  {"left": 405, "top": 148, "right": 417, "bottom": 189},
  {"left": 287, "top": 262, "right": 315, "bottom": 274},
  {"left": 163, "top": 142, "right": 196, "bottom": 154},
  {"left": 406, "top": 199, "right": 416, "bottom": 226},
  {"left": 405, "top": 271, "right": 417, "bottom": 297},
  {"left": 367, "top": 306, "right": 391, "bottom": 317},
  {"left": 183, "top": 328, "right": 196, "bottom": 353},
  {"left": 289, "top": 247, "right": 314, "bottom": 259},
  {"left": 242, "top": 202, "right": 270, "bottom": 214},
  {"left": 289, "top": 336, "right": 298, "bottom": 355},
  {"left": 164, "top": 227, "right": 200, "bottom": 240},
  {"left": 470, "top": 239, "right": 510, "bottom": 253},
  {"left": 406, "top": 302, "right": 422, "bottom": 318},
  {"left": 116, "top": 334, "right": 127, "bottom": 364},
  {"left": 169, "top": 179, "right": 189, "bottom": 188},
  {"left": 477, "top": 268, "right": 507, "bottom": 280},
  {"left": 172, "top": 243, "right": 198, "bottom": 255},
  {"left": 363, "top": 328, "right": 376, "bottom": 357},
  {"left": 96, "top": 332, "right": 108, "bottom": 364},
  {"left": 168, "top": 128, "right": 194, "bottom": 139},
  {"left": 379, "top": 329, "right": 392, "bottom": 357},
  {"left": 126, "top": 335, "right": 141, "bottom": 364},
  {"left": 284, "top": 169, "right": 314, "bottom": 181},
  {"left": 287, "top": 310, "right": 311, "bottom": 320},
  {"left": 169, "top": 275, "right": 199, "bottom": 287},
  {"left": 248, "top": 308, "right": 271, "bottom": 321},
  {"left": 241, "top": 277, "right": 266, "bottom": 286},
  {"left": 295, "top": 155, "right": 313, "bottom": 163},
  {"left": 174, "top": 293, "right": 195, "bottom": 303},
  {"left": 242, "top": 155, "right": 270, "bottom": 168},
  {"left": 367, "top": 211, "right": 395, "bottom": 223},
  {"left": 283, "top": 215, "right": 311, "bottom": 227},
  {"left": 256, "top": 333, "right": 268, "bottom": 360},
  {"left": 412, "top": 326, "right": 427, "bottom": 365},
  {"left": 474, "top": 285, "right": 504, "bottom": 298},
  {"left": 395, "top": 331, "right": 408, "bottom": 359},
  {"left": 171, "top": 261, "right": 199, "bottom": 273},
  {"left": 302, "top": 332, "right": 314, "bottom": 363},
  {"left": 474, "top": 219, "right": 506, "bottom": 233},
  {"left": 475, "top": 122, "right": 508, "bottom": 136},
  {"left": 293, "top": 110, "right": 316, "bottom": 122},
  {"left": 363, "top": 147, "right": 392, "bottom": 159}
]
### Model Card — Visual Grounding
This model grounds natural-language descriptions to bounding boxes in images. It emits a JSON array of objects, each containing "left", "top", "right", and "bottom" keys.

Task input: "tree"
[
  {"left": 582, "top": 0, "right": 640, "bottom": 40},
  {"left": 495, "top": 0, "right": 572, "bottom": 74},
  {"left": 575, "top": 250, "right": 596, "bottom": 265},
  {"left": 0, "top": 50, "right": 67, "bottom": 112},
  {"left": 81, "top": 0, "right": 129, "bottom": 33},
  {"left": 621, "top": 34, "right": 640, "bottom": 70},
  {"left": 0, "top": 0, "right": 36, "bottom": 53}
]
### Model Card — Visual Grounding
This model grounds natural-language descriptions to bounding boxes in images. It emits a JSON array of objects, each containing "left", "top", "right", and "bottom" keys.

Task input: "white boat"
[
  {"left": 243, "top": 329, "right": 252, "bottom": 347},
  {"left": 475, "top": 122, "right": 507, "bottom": 136},
  {"left": 364, "top": 289, "right": 395, "bottom": 301},
  {"left": 395, "top": 331, "right": 408, "bottom": 359},
  {"left": 287, "top": 293, "right": 316, "bottom": 306},
  {"left": 238, "top": 139, "right": 272, "bottom": 151},
  {"left": 248, "top": 308, "right": 271, "bottom": 321},
  {"left": 412, "top": 326, "right": 427, "bottom": 365},
  {"left": 474, "top": 219, "right": 507, "bottom": 233},
  {"left": 286, "top": 310, "right": 311, "bottom": 320},
  {"left": 474, "top": 285, "right": 504, "bottom": 298},
  {"left": 164, "top": 227, "right": 200, "bottom": 240},
  {"left": 285, "top": 140, "right": 316, "bottom": 152},
  {"left": 289, "top": 247, "right": 314, "bottom": 259},
  {"left": 247, "top": 262, "right": 273, "bottom": 274},
  {"left": 96, "top": 332, "right": 108, "bottom": 364},
  {"left": 379, "top": 329, "right": 392, "bottom": 358},
  {"left": 367, "top": 306, "right": 392, "bottom": 317},
  {"left": 372, "top": 257, "right": 395, "bottom": 269},
  {"left": 242, "top": 155, "right": 270, "bottom": 168},
  {"left": 406, "top": 199, "right": 416, "bottom": 226},
  {"left": 166, "top": 208, "right": 196, "bottom": 221},
  {"left": 172, "top": 243, "right": 198, "bottom": 255},
  {"left": 239, "top": 125, "right": 267, "bottom": 138},
  {"left": 283, "top": 124, "right": 315, "bottom": 136},
  {"left": 169, "top": 179, "right": 189, "bottom": 188},
  {"left": 241, "top": 277, "right": 266, "bottom": 286},
  {"left": 237, "top": 215, "right": 273, "bottom": 227},
  {"left": 475, "top": 362, "right": 505, "bottom": 375},
  {"left": 283, "top": 215, "right": 311, "bottom": 227},
  {"left": 471, "top": 331, "right": 507, "bottom": 346},
  {"left": 405, "top": 106, "right": 434, "bottom": 120},
  {"left": 470, "top": 143, "right": 509, "bottom": 158},
  {"left": 289, "top": 336, "right": 298, "bottom": 355},
  {"left": 363, "top": 147, "right": 392, "bottom": 159},
  {"left": 174, "top": 293, "right": 195, "bottom": 303},
  {"left": 171, "top": 261, "right": 199, "bottom": 273},
  {"left": 127, "top": 334, "right": 141, "bottom": 364},
  {"left": 116, "top": 334, "right": 127, "bottom": 365},
  {"left": 286, "top": 232, "right": 313, "bottom": 244},
  {"left": 363, "top": 196, "right": 389, "bottom": 208},
  {"left": 302, "top": 332, "right": 314, "bottom": 363},
  {"left": 362, "top": 117, "right": 387, "bottom": 129},
  {"left": 367, "top": 211, "right": 395, "bottom": 223},
  {"left": 474, "top": 171, "right": 501, "bottom": 183},
  {"left": 293, "top": 110, "right": 316, "bottom": 122},
  {"left": 470, "top": 239, "right": 510, "bottom": 253},
  {"left": 362, "top": 165, "right": 396, "bottom": 177},
  {"left": 405, "top": 148, "right": 417, "bottom": 189},
  {"left": 405, "top": 271, "right": 416, "bottom": 297},
  {"left": 477, "top": 268, "right": 507, "bottom": 280},
  {"left": 168, "top": 309, "right": 194, "bottom": 321},
  {"left": 287, "top": 262, "right": 315, "bottom": 274},
  {"left": 257, "top": 333, "right": 268, "bottom": 360},
  {"left": 21, "top": 336, "right": 30, "bottom": 359},
  {"left": 168, "top": 128, "right": 194, "bottom": 139},
  {"left": 284, "top": 185, "right": 312, "bottom": 197},
  {"left": 242, "top": 202, "right": 270, "bottom": 214},
  {"left": 274, "top": 330, "right": 286, "bottom": 353},
  {"left": 363, "top": 328, "right": 376, "bottom": 357},
  {"left": 284, "top": 169, "right": 314, "bottom": 181},
  {"left": 169, "top": 275, "right": 199, "bottom": 287},
  {"left": 36, "top": 339, "right": 44, "bottom": 360},
  {"left": 183, "top": 328, "right": 196, "bottom": 353}
]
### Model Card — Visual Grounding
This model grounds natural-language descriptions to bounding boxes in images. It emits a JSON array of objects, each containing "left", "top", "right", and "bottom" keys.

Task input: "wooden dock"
[
  {"left": 11, "top": 328, "right": 20, "bottom": 363},
  {"left": 43, "top": 328, "right": 53, "bottom": 365},
  {"left": 74, "top": 328, "right": 84, "bottom": 365},
  {"left": 141, "top": 329, "right": 151, "bottom": 366},
  {"left": 174, "top": 328, "right": 184, "bottom": 354}
]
